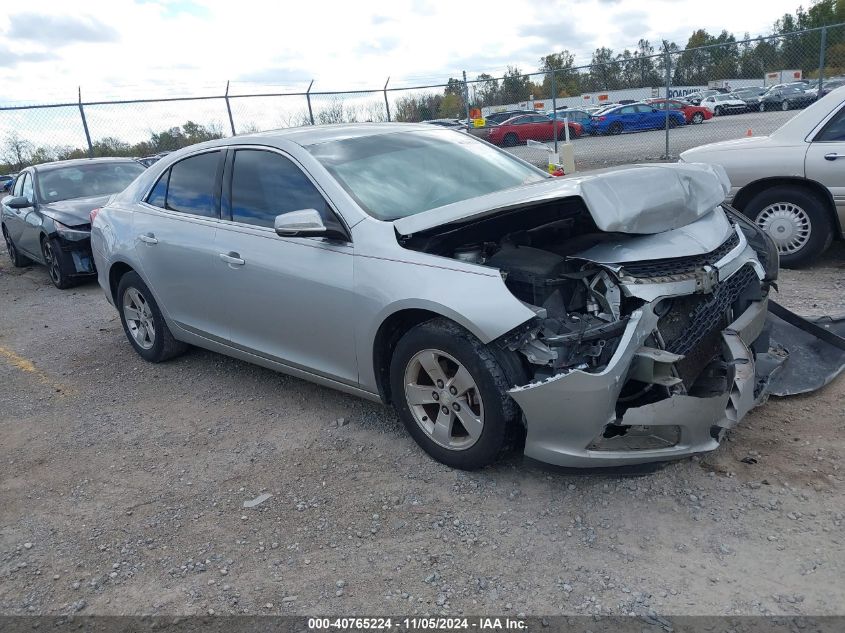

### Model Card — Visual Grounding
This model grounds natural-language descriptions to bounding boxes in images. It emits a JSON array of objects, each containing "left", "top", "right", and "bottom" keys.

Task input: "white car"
[
  {"left": 680, "top": 85, "right": 845, "bottom": 267},
  {"left": 700, "top": 94, "right": 748, "bottom": 116}
]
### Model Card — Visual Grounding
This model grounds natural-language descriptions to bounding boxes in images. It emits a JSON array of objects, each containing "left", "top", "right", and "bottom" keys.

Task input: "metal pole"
[
  {"left": 664, "top": 47, "right": 671, "bottom": 159},
  {"left": 818, "top": 26, "right": 827, "bottom": 94},
  {"left": 551, "top": 69, "right": 558, "bottom": 154},
  {"left": 224, "top": 80, "right": 236, "bottom": 136},
  {"left": 462, "top": 71, "right": 471, "bottom": 128},
  {"left": 77, "top": 86, "right": 93, "bottom": 158},
  {"left": 306, "top": 80, "right": 315, "bottom": 125},
  {"left": 383, "top": 76, "right": 391, "bottom": 122}
]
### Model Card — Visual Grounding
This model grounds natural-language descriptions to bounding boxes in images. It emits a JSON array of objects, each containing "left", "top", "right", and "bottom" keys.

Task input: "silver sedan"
[{"left": 90, "top": 123, "right": 831, "bottom": 469}]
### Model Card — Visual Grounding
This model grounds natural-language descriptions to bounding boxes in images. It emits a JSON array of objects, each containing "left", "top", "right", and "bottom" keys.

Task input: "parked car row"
[{"left": 2, "top": 112, "right": 844, "bottom": 471}]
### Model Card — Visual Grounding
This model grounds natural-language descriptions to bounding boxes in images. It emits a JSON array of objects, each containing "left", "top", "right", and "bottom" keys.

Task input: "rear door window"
[{"left": 165, "top": 151, "right": 222, "bottom": 218}]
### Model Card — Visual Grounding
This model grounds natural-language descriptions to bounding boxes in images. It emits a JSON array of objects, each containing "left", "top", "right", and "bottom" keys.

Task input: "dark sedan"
[
  {"left": 758, "top": 85, "right": 817, "bottom": 111},
  {"left": 1, "top": 158, "right": 145, "bottom": 289},
  {"left": 730, "top": 87, "right": 767, "bottom": 111}
]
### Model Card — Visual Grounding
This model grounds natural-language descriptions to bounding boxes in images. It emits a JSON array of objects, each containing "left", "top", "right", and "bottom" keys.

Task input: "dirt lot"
[{"left": 1, "top": 243, "right": 844, "bottom": 618}]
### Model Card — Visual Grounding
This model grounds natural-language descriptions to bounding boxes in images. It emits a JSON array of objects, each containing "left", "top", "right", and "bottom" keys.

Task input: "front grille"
[
  {"left": 620, "top": 231, "right": 739, "bottom": 279},
  {"left": 657, "top": 264, "right": 759, "bottom": 385}
]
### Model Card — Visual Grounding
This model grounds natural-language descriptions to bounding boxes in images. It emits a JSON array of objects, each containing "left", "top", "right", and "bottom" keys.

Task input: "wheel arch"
[
  {"left": 108, "top": 260, "right": 137, "bottom": 305},
  {"left": 731, "top": 177, "right": 841, "bottom": 237}
]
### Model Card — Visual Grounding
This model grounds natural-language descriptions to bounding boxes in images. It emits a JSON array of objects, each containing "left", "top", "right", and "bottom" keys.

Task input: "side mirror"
[
  {"left": 5, "top": 196, "right": 31, "bottom": 209},
  {"left": 274, "top": 209, "right": 327, "bottom": 237}
]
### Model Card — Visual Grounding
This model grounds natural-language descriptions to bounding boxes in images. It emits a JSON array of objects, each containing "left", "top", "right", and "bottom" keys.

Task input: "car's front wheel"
[
  {"left": 692, "top": 112, "right": 704, "bottom": 124},
  {"left": 744, "top": 186, "right": 833, "bottom": 268},
  {"left": 502, "top": 133, "right": 518, "bottom": 147},
  {"left": 389, "top": 318, "right": 523, "bottom": 470},
  {"left": 41, "top": 237, "right": 75, "bottom": 289},
  {"left": 608, "top": 122, "right": 623, "bottom": 135},
  {"left": 759, "top": 102, "right": 766, "bottom": 112},
  {"left": 117, "top": 271, "right": 188, "bottom": 362},
  {"left": 781, "top": 100, "right": 790, "bottom": 111},
  {"left": 3, "top": 226, "right": 31, "bottom": 267}
]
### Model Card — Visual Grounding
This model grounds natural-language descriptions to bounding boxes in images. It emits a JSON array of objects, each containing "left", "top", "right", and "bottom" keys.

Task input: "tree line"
[{"left": 396, "top": 0, "right": 845, "bottom": 116}]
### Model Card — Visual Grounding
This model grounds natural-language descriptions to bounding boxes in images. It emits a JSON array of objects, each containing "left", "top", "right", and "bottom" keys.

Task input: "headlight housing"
[
  {"left": 54, "top": 220, "right": 91, "bottom": 242},
  {"left": 723, "top": 205, "right": 779, "bottom": 282}
]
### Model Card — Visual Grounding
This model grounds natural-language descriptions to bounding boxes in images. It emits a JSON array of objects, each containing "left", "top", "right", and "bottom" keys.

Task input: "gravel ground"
[
  {"left": 1, "top": 242, "right": 844, "bottom": 618},
  {"left": 505, "top": 109, "right": 796, "bottom": 170}
]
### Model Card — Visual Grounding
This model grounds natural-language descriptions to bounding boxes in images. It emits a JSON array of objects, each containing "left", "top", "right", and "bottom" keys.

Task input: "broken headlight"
[{"left": 54, "top": 220, "right": 91, "bottom": 242}]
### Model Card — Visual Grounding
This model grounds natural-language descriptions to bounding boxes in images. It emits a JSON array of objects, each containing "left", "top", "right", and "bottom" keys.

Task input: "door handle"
[
  {"left": 824, "top": 153, "right": 844, "bottom": 161},
  {"left": 138, "top": 233, "right": 158, "bottom": 244},
  {"left": 219, "top": 252, "right": 245, "bottom": 266}
]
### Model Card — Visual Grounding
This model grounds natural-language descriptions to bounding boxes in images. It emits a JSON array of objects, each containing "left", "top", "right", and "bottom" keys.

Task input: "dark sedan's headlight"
[
  {"left": 54, "top": 220, "right": 91, "bottom": 242},
  {"left": 723, "top": 206, "right": 779, "bottom": 282}
]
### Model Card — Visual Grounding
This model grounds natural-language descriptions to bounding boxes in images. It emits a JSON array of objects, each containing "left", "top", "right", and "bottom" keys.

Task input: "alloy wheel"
[
  {"left": 756, "top": 202, "right": 812, "bottom": 255},
  {"left": 403, "top": 349, "right": 484, "bottom": 451},
  {"left": 42, "top": 240, "right": 61, "bottom": 285},
  {"left": 123, "top": 287, "right": 156, "bottom": 350}
]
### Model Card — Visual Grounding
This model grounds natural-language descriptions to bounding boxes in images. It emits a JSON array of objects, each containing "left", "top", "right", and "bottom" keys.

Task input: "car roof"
[
  {"left": 219, "top": 122, "right": 438, "bottom": 148},
  {"left": 32, "top": 157, "right": 142, "bottom": 173}
]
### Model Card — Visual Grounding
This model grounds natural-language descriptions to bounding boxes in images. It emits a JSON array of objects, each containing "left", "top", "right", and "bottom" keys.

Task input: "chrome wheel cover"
[
  {"left": 403, "top": 349, "right": 484, "bottom": 451},
  {"left": 123, "top": 287, "right": 156, "bottom": 350},
  {"left": 756, "top": 202, "right": 812, "bottom": 255}
]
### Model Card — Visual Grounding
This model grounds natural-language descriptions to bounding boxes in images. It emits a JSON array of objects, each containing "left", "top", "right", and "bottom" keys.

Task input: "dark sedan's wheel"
[
  {"left": 744, "top": 186, "right": 833, "bottom": 269},
  {"left": 502, "top": 133, "right": 518, "bottom": 147},
  {"left": 390, "top": 318, "right": 523, "bottom": 470},
  {"left": 608, "top": 122, "right": 623, "bottom": 135},
  {"left": 714, "top": 106, "right": 723, "bottom": 116},
  {"left": 3, "top": 226, "right": 31, "bottom": 267},
  {"left": 41, "top": 237, "right": 75, "bottom": 289},
  {"left": 692, "top": 112, "right": 704, "bottom": 124},
  {"left": 781, "top": 100, "right": 790, "bottom": 111},
  {"left": 759, "top": 102, "right": 766, "bottom": 112},
  {"left": 117, "top": 271, "right": 188, "bottom": 363}
]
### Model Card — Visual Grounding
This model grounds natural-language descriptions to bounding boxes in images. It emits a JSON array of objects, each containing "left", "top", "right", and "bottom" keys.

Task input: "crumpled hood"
[
  {"left": 393, "top": 162, "right": 731, "bottom": 236},
  {"left": 41, "top": 195, "right": 110, "bottom": 226}
]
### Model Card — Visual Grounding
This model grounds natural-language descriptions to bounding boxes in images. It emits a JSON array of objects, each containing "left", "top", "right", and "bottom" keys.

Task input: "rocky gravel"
[{"left": 1, "top": 244, "right": 844, "bottom": 617}]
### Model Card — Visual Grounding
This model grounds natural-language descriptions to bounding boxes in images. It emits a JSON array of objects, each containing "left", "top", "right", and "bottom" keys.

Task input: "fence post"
[
  {"left": 224, "top": 81, "right": 236, "bottom": 136},
  {"left": 663, "top": 46, "right": 671, "bottom": 159},
  {"left": 306, "top": 80, "right": 315, "bottom": 125},
  {"left": 77, "top": 87, "right": 94, "bottom": 158},
  {"left": 383, "top": 76, "right": 391, "bottom": 122},
  {"left": 551, "top": 69, "right": 558, "bottom": 154},
  {"left": 462, "top": 71, "right": 471, "bottom": 127},
  {"left": 818, "top": 26, "right": 828, "bottom": 94}
]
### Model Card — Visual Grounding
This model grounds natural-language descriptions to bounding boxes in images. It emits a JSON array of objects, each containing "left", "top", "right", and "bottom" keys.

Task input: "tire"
[
  {"left": 389, "top": 318, "right": 523, "bottom": 470},
  {"left": 609, "top": 122, "right": 623, "bottom": 135},
  {"left": 3, "top": 226, "right": 31, "bottom": 267},
  {"left": 714, "top": 106, "right": 723, "bottom": 116},
  {"left": 41, "top": 237, "right": 75, "bottom": 289},
  {"left": 692, "top": 112, "right": 704, "bottom": 124},
  {"left": 781, "top": 100, "right": 790, "bottom": 111},
  {"left": 116, "top": 271, "right": 188, "bottom": 362},
  {"left": 744, "top": 186, "right": 833, "bottom": 269},
  {"left": 502, "top": 133, "right": 518, "bottom": 147},
  {"left": 759, "top": 102, "right": 766, "bottom": 112}
]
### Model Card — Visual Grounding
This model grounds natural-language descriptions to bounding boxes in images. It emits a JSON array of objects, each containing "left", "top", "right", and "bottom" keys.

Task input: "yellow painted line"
[{"left": 0, "top": 345, "right": 73, "bottom": 396}]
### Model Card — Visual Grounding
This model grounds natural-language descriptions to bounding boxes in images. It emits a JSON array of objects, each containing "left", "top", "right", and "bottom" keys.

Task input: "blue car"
[
  {"left": 591, "top": 103, "right": 685, "bottom": 135},
  {"left": 547, "top": 108, "right": 595, "bottom": 134}
]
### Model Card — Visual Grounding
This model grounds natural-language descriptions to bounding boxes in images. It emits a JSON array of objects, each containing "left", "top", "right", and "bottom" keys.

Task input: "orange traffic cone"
[{"left": 746, "top": 128, "right": 753, "bottom": 137}]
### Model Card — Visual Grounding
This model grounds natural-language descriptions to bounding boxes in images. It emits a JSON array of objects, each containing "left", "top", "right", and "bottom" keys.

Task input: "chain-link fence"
[{"left": 2, "top": 22, "right": 844, "bottom": 174}]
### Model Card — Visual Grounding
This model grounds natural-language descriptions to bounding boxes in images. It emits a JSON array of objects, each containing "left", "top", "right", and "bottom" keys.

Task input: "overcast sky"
[{"left": 0, "top": 0, "right": 804, "bottom": 104}]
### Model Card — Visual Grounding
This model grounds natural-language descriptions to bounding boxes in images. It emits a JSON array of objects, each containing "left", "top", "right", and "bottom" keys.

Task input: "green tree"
[{"left": 500, "top": 66, "right": 530, "bottom": 103}]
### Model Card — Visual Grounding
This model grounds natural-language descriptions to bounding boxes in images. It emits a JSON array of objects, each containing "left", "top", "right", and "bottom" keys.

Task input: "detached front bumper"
[
  {"left": 509, "top": 297, "right": 773, "bottom": 468},
  {"left": 507, "top": 222, "right": 783, "bottom": 468}
]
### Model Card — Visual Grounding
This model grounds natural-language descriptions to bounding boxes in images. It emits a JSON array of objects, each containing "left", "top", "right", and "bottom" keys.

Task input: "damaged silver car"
[{"left": 90, "top": 124, "right": 845, "bottom": 469}]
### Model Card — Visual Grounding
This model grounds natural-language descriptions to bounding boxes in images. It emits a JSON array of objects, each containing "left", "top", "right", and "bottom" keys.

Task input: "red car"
[
  {"left": 645, "top": 98, "right": 712, "bottom": 124},
  {"left": 487, "top": 114, "right": 583, "bottom": 146}
]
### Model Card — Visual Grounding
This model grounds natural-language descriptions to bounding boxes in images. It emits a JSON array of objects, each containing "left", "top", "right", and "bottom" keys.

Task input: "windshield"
[
  {"left": 308, "top": 129, "right": 547, "bottom": 221},
  {"left": 37, "top": 162, "right": 145, "bottom": 203}
]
